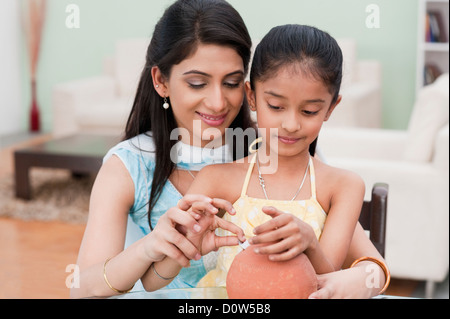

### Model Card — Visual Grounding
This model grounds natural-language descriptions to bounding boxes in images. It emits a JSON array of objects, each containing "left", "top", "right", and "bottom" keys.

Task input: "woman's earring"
[{"left": 163, "top": 97, "right": 170, "bottom": 110}]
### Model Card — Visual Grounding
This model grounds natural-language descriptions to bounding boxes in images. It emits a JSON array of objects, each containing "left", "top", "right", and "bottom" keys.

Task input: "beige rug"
[{"left": 0, "top": 168, "right": 94, "bottom": 224}]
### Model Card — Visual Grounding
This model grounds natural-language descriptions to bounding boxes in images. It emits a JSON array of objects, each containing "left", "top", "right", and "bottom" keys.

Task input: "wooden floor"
[
  {"left": 0, "top": 133, "right": 419, "bottom": 299},
  {"left": 0, "top": 218, "right": 85, "bottom": 299},
  {"left": 0, "top": 133, "right": 85, "bottom": 298}
]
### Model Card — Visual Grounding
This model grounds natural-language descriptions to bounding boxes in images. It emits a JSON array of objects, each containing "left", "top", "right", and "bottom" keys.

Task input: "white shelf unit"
[{"left": 416, "top": 0, "right": 449, "bottom": 93}]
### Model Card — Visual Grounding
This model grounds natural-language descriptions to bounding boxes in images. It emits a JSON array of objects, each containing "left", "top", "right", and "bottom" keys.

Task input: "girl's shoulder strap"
[
  {"left": 240, "top": 153, "right": 257, "bottom": 197},
  {"left": 309, "top": 156, "right": 317, "bottom": 199}
]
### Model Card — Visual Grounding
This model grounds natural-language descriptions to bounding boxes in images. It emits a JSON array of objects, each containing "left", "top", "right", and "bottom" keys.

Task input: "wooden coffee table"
[{"left": 14, "top": 134, "right": 121, "bottom": 200}]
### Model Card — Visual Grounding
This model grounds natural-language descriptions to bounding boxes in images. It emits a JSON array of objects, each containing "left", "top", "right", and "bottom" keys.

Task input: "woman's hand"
[
  {"left": 143, "top": 194, "right": 217, "bottom": 267},
  {"left": 181, "top": 198, "right": 246, "bottom": 256},
  {"left": 309, "top": 266, "right": 375, "bottom": 299},
  {"left": 248, "top": 206, "right": 317, "bottom": 261}
]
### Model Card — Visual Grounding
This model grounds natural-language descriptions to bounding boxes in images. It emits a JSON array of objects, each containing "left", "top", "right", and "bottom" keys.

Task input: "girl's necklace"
[
  {"left": 256, "top": 153, "right": 310, "bottom": 201},
  {"left": 187, "top": 170, "right": 196, "bottom": 180}
]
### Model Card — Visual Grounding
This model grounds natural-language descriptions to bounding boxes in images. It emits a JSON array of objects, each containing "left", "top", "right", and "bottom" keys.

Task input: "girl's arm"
[
  {"left": 249, "top": 206, "right": 336, "bottom": 274},
  {"left": 72, "top": 156, "right": 204, "bottom": 298},
  {"left": 343, "top": 222, "right": 388, "bottom": 295},
  {"left": 250, "top": 168, "right": 365, "bottom": 274},
  {"left": 309, "top": 223, "right": 388, "bottom": 298},
  {"left": 315, "top": 170, "right": 366, "bottom": 270}
]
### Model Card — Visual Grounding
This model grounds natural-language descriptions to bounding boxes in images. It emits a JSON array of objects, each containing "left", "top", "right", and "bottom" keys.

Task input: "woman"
[{"left": 72, "top": 0, "right": 252, "bottom": 298}]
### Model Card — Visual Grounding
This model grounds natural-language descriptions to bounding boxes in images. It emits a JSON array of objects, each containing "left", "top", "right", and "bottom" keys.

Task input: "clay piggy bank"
[{"left": 226, "top": 244, "right": 317, "bottom": 299}]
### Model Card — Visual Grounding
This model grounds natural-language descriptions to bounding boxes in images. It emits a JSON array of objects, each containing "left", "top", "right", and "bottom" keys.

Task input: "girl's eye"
[
  {"left": 268, "top": 104, "right": 282, "bottom": 110},
  {"left": 303, "top": 110, "right": 319, "bottom": 116}
]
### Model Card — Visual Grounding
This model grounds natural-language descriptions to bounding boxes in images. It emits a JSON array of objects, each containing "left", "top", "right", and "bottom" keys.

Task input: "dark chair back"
[{"left": 359, "top": 183, "right": 388, "bottom": 258}]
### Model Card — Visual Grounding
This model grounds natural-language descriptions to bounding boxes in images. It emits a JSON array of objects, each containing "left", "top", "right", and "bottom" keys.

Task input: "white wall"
[{"left": 0, "top": 0, "right": 23, "bottom": 136}]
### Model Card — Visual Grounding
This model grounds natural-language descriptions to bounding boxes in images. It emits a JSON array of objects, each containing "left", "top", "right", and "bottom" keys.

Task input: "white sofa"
[
  {"left": 52, "top": 38, "right": 382, "bottom": 137},
  {"left": 330, "top": 38, "right": 383, "bottom": 128},
  {"left": 318, "top": 73, "right": 449, "bottom": 297},
  {"left": 52, "top": 39, "right": 150, "bottom": 137}
]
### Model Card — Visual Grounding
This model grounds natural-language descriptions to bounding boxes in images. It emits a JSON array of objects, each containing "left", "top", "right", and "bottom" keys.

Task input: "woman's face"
[{"left": 154, "top": 44, "right": 246, "bottom": 147}]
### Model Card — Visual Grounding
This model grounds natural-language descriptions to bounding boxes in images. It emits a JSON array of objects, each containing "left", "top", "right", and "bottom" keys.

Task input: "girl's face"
[
  {"left": 246, "top": 65, "right": 341, "bottom": 158},
  {"left": 153, "top": 44, "right": 246, "bottom": 147}
]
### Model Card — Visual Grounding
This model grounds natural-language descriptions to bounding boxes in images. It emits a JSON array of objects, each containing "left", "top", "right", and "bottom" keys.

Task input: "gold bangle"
[
  {"left": 350, "top": 256, "right": 391, "bottom": 295},
  {"left": 103, "top": 257, "right": 134, "bottom": 294},
  {"left": 151, "top": 263, "right": 177, "bottom": 281}
]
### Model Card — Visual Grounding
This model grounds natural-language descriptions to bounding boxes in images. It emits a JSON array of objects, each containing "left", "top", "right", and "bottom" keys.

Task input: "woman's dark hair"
[
  {"left": 250, "top": 24, "right": 343, "bottom": 156},
  {"left": 124, "top": 0, "right": 254, "bottom": 229}
]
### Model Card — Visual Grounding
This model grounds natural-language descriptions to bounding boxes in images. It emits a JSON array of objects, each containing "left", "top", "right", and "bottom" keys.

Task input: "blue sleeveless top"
[{"left": 103, "top": 132, "right": 233, "bottom": 288}]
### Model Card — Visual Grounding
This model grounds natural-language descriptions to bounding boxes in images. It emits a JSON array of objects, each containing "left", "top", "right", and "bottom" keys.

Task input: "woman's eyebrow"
[
  {"left": 183, "top": 70, "right": 211, "bottom": 77},
  {"left": 182, "top": 70, "right": 244, "bottom": 77},
  {"left": 226, "top": 70, "right": 245, "bottom": 77}
]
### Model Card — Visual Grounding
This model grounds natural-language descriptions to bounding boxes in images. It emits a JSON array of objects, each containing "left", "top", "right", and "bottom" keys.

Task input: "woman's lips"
[
  {"left": 278, "top": 136, "right": 300, "bottom": 144},
  {"left": 196, "top": 111, "right": 228, "bottom": 127}
]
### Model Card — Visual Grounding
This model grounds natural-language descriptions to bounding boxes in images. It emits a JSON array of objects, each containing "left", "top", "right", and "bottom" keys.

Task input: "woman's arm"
[
  {"left": 142, "top": 171, "right": 245, "bottom": 292},
  {"left": 142, "top": 168, "right": 245, "bottom": 291},
  {"left": 72, "top": 156, "right": 204, "bottom": 298},
  {"left": 72, "top": 155, "right": 149, "bottom": 298}
]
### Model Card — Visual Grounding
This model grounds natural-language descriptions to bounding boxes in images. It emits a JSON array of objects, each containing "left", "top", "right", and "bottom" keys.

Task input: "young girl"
[{"left": 153, "top": 24, "right": 370, "bottom": 289}]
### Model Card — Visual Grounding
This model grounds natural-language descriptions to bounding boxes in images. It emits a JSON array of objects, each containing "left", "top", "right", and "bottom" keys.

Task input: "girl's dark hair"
[
  {"left": 124, "top": 0, "right": 254, "bottom": 229},
  {"left": 250, "top": 24, "right": 343, "bottom": 156}
]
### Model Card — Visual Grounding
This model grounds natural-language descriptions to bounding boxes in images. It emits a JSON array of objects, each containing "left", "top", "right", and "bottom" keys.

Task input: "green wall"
[{"left": 24, "top": 0, "right": 419, "bottom": 132}]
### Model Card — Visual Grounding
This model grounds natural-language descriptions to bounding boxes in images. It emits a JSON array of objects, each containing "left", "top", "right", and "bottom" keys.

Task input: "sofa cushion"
[
  {"left": 115, "top": 38, "right": 150, "bottom": 98},
  {"left": 76, "top": 97, "right": 133, "bottom": 129},
  {"left": 336, "top": 38, "right": 357, "bottom": 90},
  {"left": 404, "top": 73, "right": 449, "bottom": 162}
]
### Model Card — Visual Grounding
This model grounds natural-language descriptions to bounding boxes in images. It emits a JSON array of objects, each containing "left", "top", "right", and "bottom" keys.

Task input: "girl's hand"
[
  {"left": 181, "top": 198, "right": 246, "bottom": 256},
  {"left": 249, "top": 206, "right": 317, "bottom": 261},
  {"left": 143, "top": 194, "right": 216, "bottom": 267}
]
